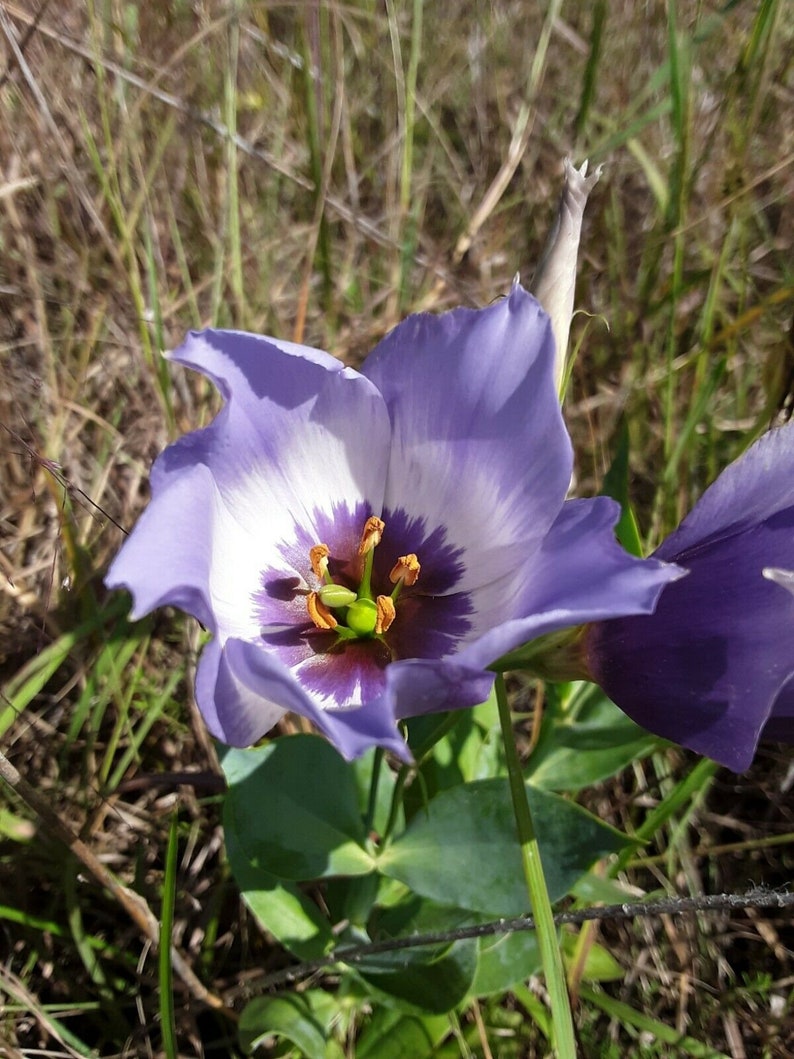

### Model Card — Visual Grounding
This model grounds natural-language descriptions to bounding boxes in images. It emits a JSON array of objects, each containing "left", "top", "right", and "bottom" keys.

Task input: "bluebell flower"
[
  {"left": 586, "top": 426, "right": 794, "bottom": 771},
  {"left": 106, "top": 284, "right": 677, "bottom": 760}
]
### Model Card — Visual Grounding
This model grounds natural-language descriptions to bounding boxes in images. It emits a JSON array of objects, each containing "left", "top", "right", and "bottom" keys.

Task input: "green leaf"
[
  {"left": 404, "top": 699, "right": 504, "bottom": 824},
  {"left": 378, "top": 780, "right": 628, "bottom": 916},
  {"left": 579, "top": 983, "right": 732, "bottom": 1058},
  {"left": 355, "top": 1007, "right": 449, "bottom": 1059},
  {"left": 569, "top": 939, "right": 623, "bottom": 983},
  {"left": 225, "top": 825, "right": 334, "bottom": 961},
  {"left": 526, "top": 682, "right": 661, "bottom": 791},
  {"left": 571, "top": 872, "right": 643, "bottom": 906},
  {"left": 324, "top": 872, "right": 382, "bottom": 929},
  {"left": 222, "top": 737, "right": 376, "bottom": 881},
  {"left": 352, "top": 895, "right": 478, "bottom": 1013},
  {"left": 470, "top": 928, "right": 541, "bottom": 997},
  {"left": 362, "top": 896, "right": 472, "bottom": 972},
  {"left": 238, "top": 991, "right": 343, "bottom": 1058},
  {"left": 354, "top": 939, "right": 478, "bottom": 1015},
  {"left": 351, "top": 749, "right": 397, "bottom": 837}
]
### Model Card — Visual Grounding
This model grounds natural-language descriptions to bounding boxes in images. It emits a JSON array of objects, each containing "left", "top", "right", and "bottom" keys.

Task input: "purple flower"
[
  {"left": 586, "top": 426, "right": 794, "bottom": 771},
  {"left": 106, "top": 284, "right": 677, "bottom": 761}
]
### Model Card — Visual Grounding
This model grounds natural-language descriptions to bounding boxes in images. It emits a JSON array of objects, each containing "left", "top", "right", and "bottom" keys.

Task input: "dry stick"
[
  {"left": 234, "top": 888, "right": 794, "bottom": 998},
  {"left": 0, "top": 749, "right": 237, "bottom": 1020}
]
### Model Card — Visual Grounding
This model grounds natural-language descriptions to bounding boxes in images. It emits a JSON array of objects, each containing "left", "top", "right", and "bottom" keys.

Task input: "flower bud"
[{"left": 532, "top": 158, "right": 602, "bottom": 394}]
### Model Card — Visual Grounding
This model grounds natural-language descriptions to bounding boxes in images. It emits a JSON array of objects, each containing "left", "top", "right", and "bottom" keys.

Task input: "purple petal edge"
[{"left": 586, "top": 426, "right": 794, "bottom": 772}]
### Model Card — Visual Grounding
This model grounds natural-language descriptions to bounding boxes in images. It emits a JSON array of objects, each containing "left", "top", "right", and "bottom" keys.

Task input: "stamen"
[
  {"left": 358, "top": 516, "right": 385, "bottom": 556},
  {"left": 310, "top": 543, "right": 330, "bottom": 580},
  {"left": 357, "top": 516, "right": 385, "bottom": 600},
  {"left": 375, "top": 595, "right": 396, "bottom": 634},
  {"left": 307, "top": 591, "right": 338, "bottom": 630},
  {"left": 389, "top": 553, "right": 421, "bottom": 587}
]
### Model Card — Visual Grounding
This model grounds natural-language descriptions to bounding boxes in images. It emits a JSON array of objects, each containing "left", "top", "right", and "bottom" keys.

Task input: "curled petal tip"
[
  {"left": 563, "top": 157, "right": 604, "bottom": 199},
  {"left": 532, "top": 159, "right": 601, "bottom": 394}
]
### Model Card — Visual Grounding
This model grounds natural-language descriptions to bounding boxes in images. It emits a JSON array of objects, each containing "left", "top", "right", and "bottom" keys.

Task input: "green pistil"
[
  {"left": 358, "top": 546, "right": 375, "bottom": 601},
  {"left": 346, "top": 598, "right": 378, "bottom": 637}
]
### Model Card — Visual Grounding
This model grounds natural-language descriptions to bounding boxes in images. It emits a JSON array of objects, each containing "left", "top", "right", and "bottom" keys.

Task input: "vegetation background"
[{"left": 0, "top": 0, "right": 792, "bottom": 1055}]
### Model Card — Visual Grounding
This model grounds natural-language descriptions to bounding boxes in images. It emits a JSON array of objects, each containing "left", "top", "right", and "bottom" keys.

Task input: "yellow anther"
[
  {"left": 375, "top": 595, "right": 396, "bottom": 634},
  {"left": 306, "top": 591, "right": 337, "bottom": 630},
  {"left": 309, "top": 543, "right": 330, "bottom": 579},
  {"left": 389, "top": 553, "right": 420, "bottom": 587},
  {"left": 358, "top": 516, "right": 385, "bottom": 556}
]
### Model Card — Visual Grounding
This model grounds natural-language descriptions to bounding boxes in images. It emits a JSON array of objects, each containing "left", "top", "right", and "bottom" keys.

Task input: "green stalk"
[
  {"left": 159, "top": 811, "right": 179, "bottom": 1059},
  {"left": 364, "top": 747, "right": 384, "bottom": 834},
  {"left": 495, "top": 675, "right": 576, "bottom": 1058},
  {"left": 382, "top": 763, "right": 411, "bottom": 844}
]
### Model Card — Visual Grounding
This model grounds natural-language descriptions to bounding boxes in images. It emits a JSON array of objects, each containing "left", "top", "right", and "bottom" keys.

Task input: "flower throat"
[{"left": 306, "top": 516, "right": 420, "bottom": 643}]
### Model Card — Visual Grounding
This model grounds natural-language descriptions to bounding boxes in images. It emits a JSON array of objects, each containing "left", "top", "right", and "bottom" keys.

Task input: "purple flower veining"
[
  {"left": 586, "top": 426, "right": 794, "bottom": 772},
  {"left": 106, "top": 283, "right": 677, "bottom": 761}
]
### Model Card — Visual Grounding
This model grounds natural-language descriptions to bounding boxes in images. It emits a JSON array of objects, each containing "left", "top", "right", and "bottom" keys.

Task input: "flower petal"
[
  {"left": 532, "top": 158, "right": 602, "bottom": 391},
  {"left": 654, "top": 426, "right": 794, "bottom": 562},
  {"left": 586, "top": 427, "right": 794, "bottom": 771},
  {"left": 455, "top": 497, "right": 682, "bottom": 670},
  {"left": 388, "top": 658, "right": 495, "bottom": 719},
  {"left": 195, "top": 638, "right": 288, "bottom": 746},
  {"left": 106, "top": 462, "right": 217, "bottom": 628},
  {"left": 164, "top": 330, "right": 392, "bottom": 547},
  {"left": 108, "top": 330, "right": 392, "bottom": 641},
  {"left": 361, "top": 285, "right": 571, "bottom": 592},
  {"left": 763, "top": 677, "right": 794, "bottom": 742},
  {"left": 223, "top": 638, "right": 411, "bottom": 761}
]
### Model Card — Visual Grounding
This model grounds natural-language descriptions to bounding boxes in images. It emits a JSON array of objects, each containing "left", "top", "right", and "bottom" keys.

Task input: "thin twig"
[{"left": 230, "top": 888, "right": 794, "bottom": 998}]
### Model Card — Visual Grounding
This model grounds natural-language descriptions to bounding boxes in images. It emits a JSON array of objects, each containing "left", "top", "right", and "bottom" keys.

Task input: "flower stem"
[
  {"left": 364, "top": 747, "right": 384, "bottom": 835},
  {"left": 381, "top": 763, "right": 410, "bottom": 844},
  {"left": 495, "top": 674, "right": 577, "bottom": 1058}
]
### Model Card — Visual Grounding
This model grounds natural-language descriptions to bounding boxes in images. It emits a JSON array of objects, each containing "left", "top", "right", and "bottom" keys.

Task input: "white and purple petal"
[
  {"left": 108, "top": 331, "right": 392, "bottom": 646},
  {"left": 361, "top": 284, "right": 571, "bottom": 594},
  {"left": 222, "top": 638, "right": 411, "bottom": 761},
  {"left": 452, "top": 497, "right": 682, "bottom": 671}
]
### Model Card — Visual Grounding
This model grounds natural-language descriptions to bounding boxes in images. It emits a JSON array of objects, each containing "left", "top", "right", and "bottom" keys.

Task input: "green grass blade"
[{"left": 159, "top": 810, "right": 179, "bottom": 1059}]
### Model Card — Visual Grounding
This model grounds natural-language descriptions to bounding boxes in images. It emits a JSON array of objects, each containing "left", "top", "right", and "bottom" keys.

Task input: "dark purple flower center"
[{"left": 250, "top": 503, "right": 474, "bottom": 708}]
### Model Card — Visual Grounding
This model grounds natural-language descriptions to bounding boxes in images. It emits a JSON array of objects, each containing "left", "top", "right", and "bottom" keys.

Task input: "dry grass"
[{"left": 1, "top": 0, "right": 793, "bottom": 1055}]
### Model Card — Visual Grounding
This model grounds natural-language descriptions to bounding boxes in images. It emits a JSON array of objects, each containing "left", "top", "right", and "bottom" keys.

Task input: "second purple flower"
[{"left": 586, "top": 426, "right": 794, "bottom": 771}]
